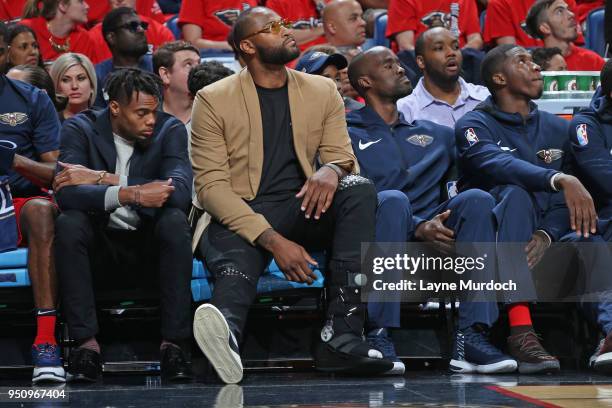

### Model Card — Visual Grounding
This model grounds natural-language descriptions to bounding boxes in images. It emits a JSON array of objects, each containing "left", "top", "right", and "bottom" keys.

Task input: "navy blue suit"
[
  {"left": 54, "top": 108, "right": 194, "bottom": 341},
  {"left": 347, "top": 106, "right": 498, "bottom": 330}
]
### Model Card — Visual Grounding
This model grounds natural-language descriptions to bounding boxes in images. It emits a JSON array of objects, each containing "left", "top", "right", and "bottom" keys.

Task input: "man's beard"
[
  {"left": 119, "top": 41, "right": 149, "bottom": 60},
  {"left": 256, "top": 43, "right": 300, "bottom": 65}
]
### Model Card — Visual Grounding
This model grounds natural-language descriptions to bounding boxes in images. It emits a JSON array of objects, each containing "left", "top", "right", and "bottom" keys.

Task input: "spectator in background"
[
  {"left": 386, "top": 0, "right": 484, "bottom": 52},
  {"left": 483, "top": 0, "right": 579, "bottom": 47},
  {"left": 153, "top": 41, "right": 200, "bottom": 127},
  {"left": 88, "top": 0, "right": 166, "bottom": 26},
  {"left": 53, "top": 69, "right": 193, "bottom": 383},
  {"left": 50, "top": 53, "right": 96, "bottom": 121},
  {"left": 525, "top": 0, "right": 604, "bottom": 71},
  {"left": 266, "top": 0, "right": 327, "bottom": 51},
  {"left": 6, "top": 64, "right": 68, "bottom": 113},
  {"left": 295, "top": 48, "right": 365, "bottom": 112},
  {"left": 6, "top": 25, "right": 43, "bottom": 71},
  {"left": 322, "top": 0, "right": 366, "bottom": 59},
  {"left": 0, "top": 47, "right": 63, "bottom": 384},
  {"left": 0, "top": 0, "right": 26, "bottom": 23},
  {"left": 532, "top": 46, "right": 567, "bottom": 70},
  {"left": 94, "top": 7, "right": 154, "bottom": 107},
  {"left": 178, "top": 0, "right": 257, "bottom": 51},
  {"left": 397, "top": 28, "right": 489, "bottom": 129},
  {"left": 20, "top": 0, "right": 98, "bottom": 64},
  {"left": 89, "top": 0, "right": 175, "bottom": 63}
]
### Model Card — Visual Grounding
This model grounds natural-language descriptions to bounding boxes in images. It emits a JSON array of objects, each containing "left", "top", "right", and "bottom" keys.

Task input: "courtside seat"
[
  {"left": 0, "top": 248, "right": 29, "bottom": 288},
  {"left": 585, "top": 7, "right": 606, "bottom": 57},
  {"left": 191, "top": 253, "right": 326, "bottom": 302}
]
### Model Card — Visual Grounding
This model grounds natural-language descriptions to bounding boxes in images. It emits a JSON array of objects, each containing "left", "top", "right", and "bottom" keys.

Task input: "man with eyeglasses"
[
  {"left": 93, "top": 7, "right": 155, "bottom": 107},
  {"left": 89, "top": 0, "right": 175, "bottom": 63},
  {"left": 190, "top": 7, "right": 394, "bottom": 384}
]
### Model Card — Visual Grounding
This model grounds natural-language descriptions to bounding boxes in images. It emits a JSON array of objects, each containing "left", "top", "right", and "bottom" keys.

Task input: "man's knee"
[
  {"left": 377, "top": 190, "right": 411, "bottom": 211},
  {"left": 496, "top": 185, "right": 535, "bottom": 211},
  {"left": 55, "top": 210, "right": 92, "bottom": 244},
  {"left": 337, "top": 174, "right": 377, "bottom": 206},
  {"left": 453, "top": 189, "right": 496, "bottom": 215},
  {"left": 20, "top": 199, "right": 57, "bottom": 243}
]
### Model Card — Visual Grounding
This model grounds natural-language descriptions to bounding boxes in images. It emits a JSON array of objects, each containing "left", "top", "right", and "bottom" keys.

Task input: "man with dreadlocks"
[{"left": 53, "top": 68, "right": 194, "bottom": 383}]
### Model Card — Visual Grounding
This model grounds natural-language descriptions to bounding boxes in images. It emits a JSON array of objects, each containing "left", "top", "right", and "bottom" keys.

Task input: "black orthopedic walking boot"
[{"left": 314, "top": 262, "right": 394, "bottom": 375}]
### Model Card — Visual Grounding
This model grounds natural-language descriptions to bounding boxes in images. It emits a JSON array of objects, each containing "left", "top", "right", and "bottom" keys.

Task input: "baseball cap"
[{"left": 295, "top": 51, "right": 348, "bottom": 75}]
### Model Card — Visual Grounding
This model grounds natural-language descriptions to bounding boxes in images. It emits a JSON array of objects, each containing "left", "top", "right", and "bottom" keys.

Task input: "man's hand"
[
  {"left": 554, "top": 174, "right": 597, "bottom": 237},
  {"left": 525, "top": 230, "right": 550, "bottom": 269},
  {"left": 296, "top": 166, "right": 339, "bottom": 220},
  {"left": 414, "top": 210, "right": 455, "bottom": 252},
  {"left": 53, "top": 161, "right": 102, "bottom": 191},
  {"left": 133, "top": 179, "right": 175, "bottom": 208},
  {"left": 256, "top": 229, "right": 318, "bottom": 284}
]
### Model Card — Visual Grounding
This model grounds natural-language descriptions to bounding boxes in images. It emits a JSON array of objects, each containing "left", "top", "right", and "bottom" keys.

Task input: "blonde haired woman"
[{"left": 50, "top": 52, "right": 97, "bottom": 121}]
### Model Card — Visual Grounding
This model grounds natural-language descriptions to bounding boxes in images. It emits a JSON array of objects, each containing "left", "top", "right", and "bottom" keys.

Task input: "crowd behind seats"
[{"left": 0, "top": 0, "right": 610, "bottom": 386}]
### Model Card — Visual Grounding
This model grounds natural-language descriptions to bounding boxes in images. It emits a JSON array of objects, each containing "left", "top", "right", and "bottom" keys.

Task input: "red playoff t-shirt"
[
  {"left": 565, "top": 44, "right": 605, "bottom": 70},
  {"left": 266, "top": 0, "right": 325, "bottom": 51},
  {"left": 484, "top": 0, "right": 581, "bottom": 47},
  {"left": 20, "top": 17, "right": 100, "bottom": 64},
  {"left": 89, "top": 15, "right": 175, "bottom": 62},
  {"left": 87, "top": 0, "right": 165, "bottom": 26},
  {"left": 0, "top": 0, "right": 25, "bottom": 22},
  {"left": 178, "top": 0, "right": 257, "bottom": 42},
  {"left": 386, "top": 0, "right": 480, "bottom": 48}
]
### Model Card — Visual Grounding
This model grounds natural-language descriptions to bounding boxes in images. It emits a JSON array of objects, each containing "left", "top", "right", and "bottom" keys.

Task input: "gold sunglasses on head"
[{"left": 242, "top": 19, "right": 294, "bottom": 40}]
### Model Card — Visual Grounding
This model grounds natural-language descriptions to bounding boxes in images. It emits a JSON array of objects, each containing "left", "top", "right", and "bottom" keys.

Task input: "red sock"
[
  {"left": 34, "top": 315, "right": 57, "bottom": 345},
  {"left": 507, "top": 303, "right": 532, "bottom": 327}
]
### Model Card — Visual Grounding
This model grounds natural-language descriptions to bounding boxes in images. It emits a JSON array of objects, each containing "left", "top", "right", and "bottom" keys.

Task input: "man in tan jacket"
[{"left": 190, "top": 6, "right": 393, "bottom": 383}]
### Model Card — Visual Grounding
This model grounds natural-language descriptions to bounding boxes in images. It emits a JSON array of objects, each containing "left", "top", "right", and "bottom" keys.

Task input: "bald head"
[
  {"left": 322, "top": 0, "right": 366, "bottom": 47},
  {"left": 348, "top": 46, "right": 411, "bottom": 100}
]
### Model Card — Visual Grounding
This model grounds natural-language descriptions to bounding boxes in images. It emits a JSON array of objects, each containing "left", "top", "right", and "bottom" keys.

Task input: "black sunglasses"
[{"left": 116, "top": 21, "right": 149, "bottom": 33}]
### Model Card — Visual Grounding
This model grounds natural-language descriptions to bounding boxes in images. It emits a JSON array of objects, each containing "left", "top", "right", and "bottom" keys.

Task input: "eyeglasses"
[
  {"left": 116, "top": 21, "right": 149, "bottom": 33},
  {"left": 243, "top": 19, "right": 293, "bottom": 40}
]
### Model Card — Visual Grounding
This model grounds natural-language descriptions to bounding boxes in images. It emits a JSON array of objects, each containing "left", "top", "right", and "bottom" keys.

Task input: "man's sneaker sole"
[
  {"left": 193, "top": 304, "right": 243, "bottom": 384},
  {"left": 594, "top": 352, "right": 612, "bottom": 373},
  {"left": 517, "top": 360, "right": 560, "bottom": 374},
  {"left": 449, "top": 358, "right": 517, "bottom": 374},
  {"left": 32, "top": 366, "right": 66, "bottom": 383},
  {"left": 384, "top": 361, "right": 406, "bottom": 376}
]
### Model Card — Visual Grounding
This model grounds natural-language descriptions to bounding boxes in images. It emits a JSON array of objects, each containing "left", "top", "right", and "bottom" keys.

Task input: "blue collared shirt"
[{"left": 397, "top": 77, "right": 490, "bottom": 129}]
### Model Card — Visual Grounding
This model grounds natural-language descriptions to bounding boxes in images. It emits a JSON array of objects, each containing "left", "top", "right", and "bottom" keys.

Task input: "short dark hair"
[
  {"left": 347, "top": 51, "right": 369, "bottom": 97},
  {"left": 481, "top": 44, "right": 517, "bottom": 92},
  {"left": 414, "top": 30, "right": 427, "bottom": 58},
  {"left": 531, "top": 47, "right": 563, "bottom": 70},
  {"left": 525, "top": 0, "right": 556, "bottom": 40},
  {"left": 10, "top": 64, "right": 67, "bottom": 112},
  {"left": 152, "top": 41, "right": 200, "bottom": 75},
  {"left": 105, "top": 68, "right": 162, "bottom": 105},
  {"left": 601, "top": 59, "right": 612, "bottom": 100},
  {"left": 102, "top": 7, "right": 137, "bottom": 45},
  {"left": 187, "top": 61, "right": 233, "bottom": 96},
  {"left": 230, "top": 7, "right": 259, "bottom": 55}
]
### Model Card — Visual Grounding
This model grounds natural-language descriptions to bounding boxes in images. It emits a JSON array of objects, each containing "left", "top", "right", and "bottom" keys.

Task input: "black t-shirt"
[{"left": 251, "top": 84, "right": 305, "bottom": 205}]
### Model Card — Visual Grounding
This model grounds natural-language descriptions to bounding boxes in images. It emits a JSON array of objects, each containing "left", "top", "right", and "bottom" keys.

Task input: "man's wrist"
[
  {"left": 118, "top": 186, "right": 138, "bottom": 206},
  {"left": 323, "top": 163, "right": 344, "bottom": 179},
  {"left": 257, "top": 228, "right": 281, "bottom": 252},
  {"left": 550, "top": 172, "right": 564, "bottom": 191}
]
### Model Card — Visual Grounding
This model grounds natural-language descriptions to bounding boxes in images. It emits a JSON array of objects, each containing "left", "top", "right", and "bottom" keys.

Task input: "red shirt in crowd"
[
  {"left": 266, "top": 0, "right": 325, "bottom": 51},
  {"left": 0, "top": 0, "right": 25, "bottom": 22},
  {"left": 575, "top": 0, "right": 604, "bottom": 24},
  {"left": 20, "top": 17, "right": 99, "bottom": 64},
  {"left": 386, "top": 0, "right": 481, "bottom": 48},
  {"left": 484, "top": 0, "right": 581, "bottom": 47},
  {"left": 178, "top": 0, "right": 257, "bottom": 42},
  {"left": 89, "top": 15, "right": 175, "bottom": 62},
  {"left": 88, "top": 0, "right": 165, "bottom": 26},
  {"left": 564, "top": 44, "right": 605, "bottom": 70}
]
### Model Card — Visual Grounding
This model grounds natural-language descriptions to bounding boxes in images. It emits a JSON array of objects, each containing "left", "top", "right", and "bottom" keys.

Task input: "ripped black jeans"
[{"left": 198, "top": 177, "right": 377, "bottom": 343}]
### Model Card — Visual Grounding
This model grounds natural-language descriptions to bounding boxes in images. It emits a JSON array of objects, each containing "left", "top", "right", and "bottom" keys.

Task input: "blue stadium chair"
[
  {"left": 480, "top": 11, "right": 486, "bottom": 35},
  {"left": 165, "top": 14, "right": 181, "bottom": 40},
  {"left": 585, "top": 7, "right": 606, "bottom": 57},
  {"left": 0, "top": 248, "right": 29, "bottom": 287},
  {"left": 373, "top": 13, "right": 389, "bottom": 48}
]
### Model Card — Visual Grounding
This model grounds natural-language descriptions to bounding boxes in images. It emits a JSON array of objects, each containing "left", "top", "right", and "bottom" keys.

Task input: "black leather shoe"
[
  {"left": 68, "top": 348, "right": 102, "bottom": 383},
  {"left": 160, "top": 345, "right": 194, "bottom": 382}
]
